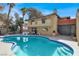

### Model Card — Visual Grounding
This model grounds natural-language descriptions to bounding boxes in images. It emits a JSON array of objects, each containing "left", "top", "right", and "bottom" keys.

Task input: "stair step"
[
  {"left": 12, "top": 46, "right": 27, "bottom": 56},
  {"left": 57, "top": 48, "right": 66, "bottom": 56},
  {"left": 63, "top": 46, "right": 72, "bottom": 53},
  {"left": 60, "top": 47, "right": 72, "bottom": 56}
]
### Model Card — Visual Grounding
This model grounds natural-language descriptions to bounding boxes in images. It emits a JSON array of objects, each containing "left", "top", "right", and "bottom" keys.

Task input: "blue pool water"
[{"left": 2, "top": 35, "right": 74, "bottom": 56}]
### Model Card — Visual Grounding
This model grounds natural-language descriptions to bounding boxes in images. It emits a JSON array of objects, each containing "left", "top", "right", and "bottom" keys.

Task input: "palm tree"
[
  {"left": 7, "top": 3, "right": 15, "bottom": 33},
  {"left": 20, "top": 7, "right": 27, "bottom": 33},
  {"left": 15, "top": 13, "right": 23, "bottom": 33},
  {"left": 21, "top": 7, "right": 27, "bottom": 20},
  {"left": 15, "top": 17, "right": 24, "bottom": 33},
  {"left": 7, "top": 3, "right": 15, "bottom": 20}
]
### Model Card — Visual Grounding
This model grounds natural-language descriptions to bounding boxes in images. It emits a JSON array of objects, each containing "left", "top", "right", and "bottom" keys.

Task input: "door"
[{"left": 32, "top": 27, "right": 37, "bottom": 34}]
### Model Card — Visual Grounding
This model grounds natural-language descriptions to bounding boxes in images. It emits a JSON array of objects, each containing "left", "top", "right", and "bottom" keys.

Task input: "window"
[
  {"left": 42, "top": 17, "right": 46, "bottom": 24},
  {"left": 42, "top": 20, "right": 45, "bottom": 24}
]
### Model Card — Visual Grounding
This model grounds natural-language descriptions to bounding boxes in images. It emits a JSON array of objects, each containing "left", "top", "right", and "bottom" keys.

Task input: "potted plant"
[{"left": 52, "top": 30, "right": 56, "bottom": 36}]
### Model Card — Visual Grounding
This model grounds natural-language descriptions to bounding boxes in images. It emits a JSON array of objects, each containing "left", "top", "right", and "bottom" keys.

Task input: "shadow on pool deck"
[{"left": 48, "top": 35, "right": 77, "bottom": 42}]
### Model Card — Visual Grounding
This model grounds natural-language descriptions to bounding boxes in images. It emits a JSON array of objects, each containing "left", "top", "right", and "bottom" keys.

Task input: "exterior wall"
[
  {"left": 28, "top": 14, "right": 58, "bottom": 36},
  {"left": 76, "top": 9, "right": 79, "bottom": 45},
  {"left": 58, "top": 19, "right": 76, "bottom": 35},
  {"left": 0, "top": 21, "right": 4, "bottom": 26},
  {"left": 0, "top": 27, "right": 7, "bottom": 34},
  {"left": 28, "top": 18, "right": 51, "bottom": 27},
  {"left": 28, "top": 13, "right": 77, "bottom": 36},
  {"left": 0, "top": 14, "right": 7, "bottom": 34},
  {"left": 58, "top": 25, "right": 76, "bottom": 35},
  {"left": 28, "top": 26, "right": 53, "bottom": 36},
  {"left": 50, "top": 15, "right": 58, "bottom": 33},
  {"left": 37, "top": 26, "right": 52, "bottom": 36}
]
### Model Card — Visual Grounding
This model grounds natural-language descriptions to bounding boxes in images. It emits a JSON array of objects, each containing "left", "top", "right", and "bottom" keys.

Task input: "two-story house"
[{"left": 27, "top": 12, "right": 58, "bottom": 36}]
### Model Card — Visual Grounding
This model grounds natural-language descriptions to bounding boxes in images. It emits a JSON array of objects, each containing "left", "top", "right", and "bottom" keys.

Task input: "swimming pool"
[{"left": 2, "top": 35, "right": 74, "bottom": 56}]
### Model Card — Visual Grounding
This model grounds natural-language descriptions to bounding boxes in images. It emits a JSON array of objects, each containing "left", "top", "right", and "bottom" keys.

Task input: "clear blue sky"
[{"left": 0, "top": 3, "right": 79, "bottom": 19}]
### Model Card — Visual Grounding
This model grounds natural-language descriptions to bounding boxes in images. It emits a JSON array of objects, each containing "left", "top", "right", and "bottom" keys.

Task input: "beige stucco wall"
[
  {"left": 28, "top": 26, "right": 52, "bottom": 36},
  {"left": 76, "top": 10, "right": 79, "bottom": 45},
  {"left": 37, "top": 26, "right": 52, "bottom": 36},
  {"left": 0, "top": 14, "right": 7, "bottom": 34},
  {"left": 49, "top": 14, "right": 58, "bottom": 34},
  {"left": 28, "top": 18, "right": 51, "bottom": 27},
  {"left": 28, "top": 14, "right": 58, "bottom": 36},
  {"left": 0, "top": 21, "right": 4, "bottom": 26}
]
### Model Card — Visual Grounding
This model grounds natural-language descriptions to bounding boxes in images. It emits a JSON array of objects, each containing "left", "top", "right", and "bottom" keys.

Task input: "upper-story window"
[{"left": 42, "top": 17, "right": 46, "bottom": 24}]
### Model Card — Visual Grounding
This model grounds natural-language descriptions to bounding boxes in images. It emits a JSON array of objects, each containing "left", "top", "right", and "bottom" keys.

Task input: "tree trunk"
[
  {"left": 6, "top": 7, "right": 11, "bottom": 34},
  {"left": 20, "top": 25, "right": 23, "bottom": 34}
]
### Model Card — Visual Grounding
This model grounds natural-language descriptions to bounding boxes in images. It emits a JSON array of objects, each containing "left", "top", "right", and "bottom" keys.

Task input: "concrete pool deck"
[
  {"left": 0, "top": 35, "right": 79, "bottom": 56},
  {"left": 0, "top": 42, "right": 15, "bottom": 56}
]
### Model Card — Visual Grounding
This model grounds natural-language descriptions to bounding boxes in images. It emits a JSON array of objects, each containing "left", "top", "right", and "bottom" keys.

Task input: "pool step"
[
  {"left": 53, "top": 48, "right": 60, "bottom": 56},
  {"left": 12, "top": 46, "right": 27, "bottom": 56},
  {"left": 63, "top": 46, "right": 72, "bottom": 53},
  {"left": 57, "top": 48, "right": 66, "bottom": 56},
  {"left": 59, "top": 47, "right": 72, "bottom": 56},
  {"left": 12, "top": 46, "right": 19, "bottom": 53},
  {"left": 57, "top": 47, "right": 72, "bottom": 56}
]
